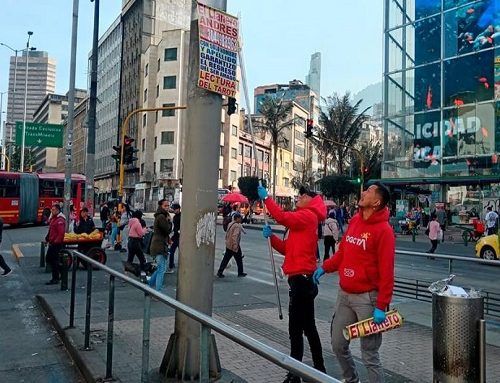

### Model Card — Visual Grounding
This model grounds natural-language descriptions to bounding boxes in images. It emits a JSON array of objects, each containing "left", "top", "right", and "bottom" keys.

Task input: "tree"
[
  {"left": 255, "top": 96, "right": 293, "bottom": 198},
  {"left": 352, "top": 139, "right": 383, "bottom": 181},
  {"left": 319, "top": 175, "right": 357, "bottom": 200},
  {"left": 291, "top": 157, "right": 319, "bottom": 191},
  {"left": 10, "top": 147, "right": 36, "bottom": 172},
  {"left": 316, "top": 93, "right": 370, "bottom": 175}
]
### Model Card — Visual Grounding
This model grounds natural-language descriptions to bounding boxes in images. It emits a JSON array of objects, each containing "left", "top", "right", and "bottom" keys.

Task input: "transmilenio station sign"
[
  {"left": 15, "top": 121, "right": 64, "bottom": 148},
  {"left": 197, "top": 3, "right": 239, "bottom": 97}
]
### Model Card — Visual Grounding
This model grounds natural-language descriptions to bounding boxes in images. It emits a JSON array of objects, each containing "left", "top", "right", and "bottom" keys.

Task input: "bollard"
[
  {"left": 60, "top": 251, "right": 69, "bottom": 291},
  {"left": 39, "top": 242, "right": 46, "bottom": 267},
  {"left": 412, "top": 228, "right": 416, "bottom": 242},
  {"left": 462, "top": 230, "right": 469, "bottom": 247}
]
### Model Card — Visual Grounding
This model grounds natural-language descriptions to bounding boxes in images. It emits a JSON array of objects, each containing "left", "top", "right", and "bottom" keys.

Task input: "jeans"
[
  {"left": 323, "top": 236, "right": 336, "bottom": 261},
  {"left": 149, "top": 253, "right": 167, "bottom": 291},
  {"left": 127, "top": 238, "right": 146, "bottom": 270},
  {"left": 169, "top": 236, "right": 179, "bottom": 269},
  {"left": 121, "top": 226, "right": 129, "bottom": 250},
  {"left": 46, "top": 244, "right": 63, "bottom": 281},
  {"left": 110, "top": 223, "right": 118, "bottom": 246},
  {"left": 287, "top": 274, "right": 325, "bottom": 372},
  {"left": 217, "top": 247, "right": 244, "bottom": 275},
  {"left": 331, "top": 289, "right": 384, "bottom": 383}
]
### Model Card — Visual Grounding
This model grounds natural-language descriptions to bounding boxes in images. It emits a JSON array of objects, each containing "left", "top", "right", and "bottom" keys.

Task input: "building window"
[
  {"left": 156, "top": 85, "right": 159, "bottom": 98},
  {"left": 161, "top": 131, "right": 174, "bottom": 145},
  {"left": 244, "top": 145, "right": 251, "bottom": 158},
  {"left": 160, "top": 159, "right": 174, "bottom": 172},
  {"left": 231, "top": 148, "right": 237, "bottom": 159},
  {"left": 220, "top": 146, "right": 224, "bottom": 156},
  {"left": 153, "top": 162, "right": 156, "bottom": 174},
  {"left": 141, "top": 138, "right": 145, "bottom": 152},
  {"left": 144, "top": 63, "right": 148, "bottom": 77},
  {"left": 230, "top": 170, "right": 237, "bottom": 182},
  {"left": 257, "top": 149, "right": 264, "bottom": 161},
  {"left": 283, "top": 177, "right": 289, "bottom": 187},
  {"left": 284, "top": 161, "right": 290, "bottom": 170},
  {"left": 238, "top": 143, "right": 243, "bottom": 156},
  {"left": 155, "top": 111, "right": 158, "bottom": 123},
  {"left": 154, "top": 136, "right": 157, "bottom": 149},
  {"left": 162, "top": 103, "right": 175, "bottom": 117},
  {"left": 140, "top": 163, "right": 144, "bottom": 175},
  {"left": 218, "top": 169, "right": 222, "bottom": 180},
  {"left": 143, "top": 88, "right": 147, "bottom": 102},
  {"left": 142, "top": 113, "right": 147, "bottom": 127},
  {"left": 231, "top": 125, "right": 238, "bottom": 136},
  {"left": 164, "top": 47, "right": 178, "bottom": 61},
  {"left": 157, "top": 58, "right": 160, "bottom": 72},
  {"left": 163, "top": 76, "right": 176, "bottom": 89},
  {"left": 221, "top": 123, "right": 224, "bottom": 132}
]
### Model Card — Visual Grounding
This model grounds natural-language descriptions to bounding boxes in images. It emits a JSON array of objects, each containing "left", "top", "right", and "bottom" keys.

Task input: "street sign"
[
  {"left": 197, "top": 3, "right": 239, "bottom": 97},
  {"left": 15, "top": 121, "right": 64, "bottom": 148}
]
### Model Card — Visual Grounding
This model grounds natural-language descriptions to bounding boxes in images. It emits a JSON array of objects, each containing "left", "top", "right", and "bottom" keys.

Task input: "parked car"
[{"left": 475, "top": 234, "right": 499, "bottom": 260}]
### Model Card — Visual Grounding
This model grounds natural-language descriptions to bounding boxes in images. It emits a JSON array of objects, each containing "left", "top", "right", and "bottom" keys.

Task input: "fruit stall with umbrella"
[{"left": 222, "top": 192, "right": 249, "bottom": 204}]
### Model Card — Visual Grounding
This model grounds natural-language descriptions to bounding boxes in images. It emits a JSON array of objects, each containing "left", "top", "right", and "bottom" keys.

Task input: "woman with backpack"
[{"left": 148, "top": 199, "right": 172, "bottom": 291}]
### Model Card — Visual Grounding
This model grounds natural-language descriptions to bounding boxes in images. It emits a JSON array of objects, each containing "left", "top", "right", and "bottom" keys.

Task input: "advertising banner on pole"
[{"left": 197, "top": 2, "right": 239, "bottom": 97}]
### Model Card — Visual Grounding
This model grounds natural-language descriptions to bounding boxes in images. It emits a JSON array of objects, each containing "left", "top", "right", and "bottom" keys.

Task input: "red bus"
[{"left": 0, "top": 172, "right": 85, "bottom": 225}]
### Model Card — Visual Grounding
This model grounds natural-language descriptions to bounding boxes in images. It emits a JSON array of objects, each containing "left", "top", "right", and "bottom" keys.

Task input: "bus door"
[{"left": 19, "top": 173, "right": 39, "bottom": 224}]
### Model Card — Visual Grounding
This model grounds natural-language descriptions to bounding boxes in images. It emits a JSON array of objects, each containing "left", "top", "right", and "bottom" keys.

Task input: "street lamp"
[
  {"left": 20, "top": 31, "right": 34, "bottom": 172},
  {"left": 0, "top": 91, "right": 7, "bottom": 170}
]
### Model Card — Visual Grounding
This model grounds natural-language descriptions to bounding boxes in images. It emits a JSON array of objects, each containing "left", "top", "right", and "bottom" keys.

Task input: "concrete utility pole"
[
  {"left": 85, "top": 0, "right": 99, "bottom": 216},
  {"left": 63, "top": 0, "right": 79, "bottom": 230},
  {"left": 161, "top": 0, "right": 226, "bottom": 380}
]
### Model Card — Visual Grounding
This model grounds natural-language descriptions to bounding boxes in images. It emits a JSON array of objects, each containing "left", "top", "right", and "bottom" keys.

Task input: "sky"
[{"left": 0, "top": 0, "right": 383, "bottom": 112}]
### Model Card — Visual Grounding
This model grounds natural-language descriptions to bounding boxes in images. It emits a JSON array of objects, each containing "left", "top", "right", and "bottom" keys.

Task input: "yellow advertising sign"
[{"left": 197, "top": 3, "right": 239, "bottom": 97}]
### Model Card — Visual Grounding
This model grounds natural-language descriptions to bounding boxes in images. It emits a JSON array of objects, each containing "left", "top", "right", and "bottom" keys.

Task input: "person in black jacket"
[
  {"left": 74, "top": 207, "right": 96, "bottom": 255},
  {"left": 168, "top": 203, "right": 181, "bottom": 273},
  {"left": 0, "top": 218, "right": 12, "bottom": 276}
]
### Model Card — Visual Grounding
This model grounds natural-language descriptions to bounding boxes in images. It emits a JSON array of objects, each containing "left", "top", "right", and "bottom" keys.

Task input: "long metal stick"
[{"left": 238, "top": 37, "right": 283, "bottom": 320}]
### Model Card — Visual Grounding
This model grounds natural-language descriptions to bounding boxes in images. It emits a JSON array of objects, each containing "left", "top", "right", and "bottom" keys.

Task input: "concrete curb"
[{"left": 36, "top": 294, "right": 96, "bottom": 383}]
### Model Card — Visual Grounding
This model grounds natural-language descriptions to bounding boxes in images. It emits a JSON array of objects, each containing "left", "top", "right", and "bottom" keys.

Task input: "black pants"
[
  {"left": 46, "top": 244, "right": 63, "bottom": 281},
  {"left": 169, "top": 236, "right": 179, "bottom": 269},
  {"left": 218, "top": 247, "right": 243, "bottom": 275},
  {"left": 323, "top": 236, "right": 336, "bottom": 261},
  {"left": 428, "top": 239, "right": 438, "bottom": 253},
  {"left": 127, "top": 238, "right": 146, "bottom": 271},
  {"left": 288, "top": 274, "right": 325, "bottom": 372},
  {"left": 0, "top": 253, "right": 11, "bottom": 273},
  {"left": 487, "top": 226, "right": 497, "bottom": 235}
]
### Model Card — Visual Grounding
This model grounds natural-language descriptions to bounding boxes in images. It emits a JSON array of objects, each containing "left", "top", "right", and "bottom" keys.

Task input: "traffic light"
[
  {"left": 112, "top": 145, "right": 122, "bottom": 162},
  {"left": 227, "top": 97, "right": 237, "bottom": 115},
  {"left": 363, "top": 166, "right": 369, "bottom": 174},
  {"left": 355, "top": 177, "right": 361, "bottom": 184},
  {"left": 305, "top": 119, "right": 314, "bottom": 138},
  {"left": 124, "top": 135, "right": 139, "bottom": 165}
]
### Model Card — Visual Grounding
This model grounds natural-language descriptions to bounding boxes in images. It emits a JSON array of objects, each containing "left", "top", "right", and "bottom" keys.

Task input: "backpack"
[{"left": 222, "top": 216, "right": 232, "bottom": 232}]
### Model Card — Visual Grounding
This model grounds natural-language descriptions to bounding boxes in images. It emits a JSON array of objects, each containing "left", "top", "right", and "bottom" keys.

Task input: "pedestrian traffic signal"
[
  {"left": 112, "top": 145, "right": 122, "bottom": 162},
  {"left": 305, "top": 119, "right": 314, "bottom": 138},
  {"left": 227, "top": 97, "right": 237, "bottom": 115},
  {"left": 124, "top": 135, "right": 139, "bottom": 165}
]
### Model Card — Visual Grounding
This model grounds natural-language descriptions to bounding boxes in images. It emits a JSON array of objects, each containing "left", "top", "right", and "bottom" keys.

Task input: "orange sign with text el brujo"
[{"left": 197, "top": 3, "right": 239, "bottom": 97}]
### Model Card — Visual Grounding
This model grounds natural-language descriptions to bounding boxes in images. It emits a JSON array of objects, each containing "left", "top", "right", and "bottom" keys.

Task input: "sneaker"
[
  {"left": 45, "top": 279, "right": 59, "bottom": 285},
  {"left": 238, "top": 273, "right": 247, "bottom": 277},
  {"left": 283, "top": 373, "right": 301, "bottom": 383},
  {"left": 216, "top": 272, "right": 224, "bottom": 278},
  {"left": 166, "top": 268, "right": 175, "bottom": 274},
  {"left": 2, "top": 269, "right": 12, "bottom": 276}
]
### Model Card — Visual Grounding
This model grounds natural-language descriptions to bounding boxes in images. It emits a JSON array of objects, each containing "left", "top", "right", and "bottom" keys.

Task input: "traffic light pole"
[{"left": 118, "top": 106, "right": 186, "bottom": 198}]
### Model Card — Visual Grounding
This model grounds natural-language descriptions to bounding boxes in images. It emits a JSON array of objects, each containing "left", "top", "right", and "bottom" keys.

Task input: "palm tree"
[
  {"left": 256, "top": 96, "right": 293, "bottom": 198},
  {"left": 316, "top": 93, "right": 370, "bottom": 175}
]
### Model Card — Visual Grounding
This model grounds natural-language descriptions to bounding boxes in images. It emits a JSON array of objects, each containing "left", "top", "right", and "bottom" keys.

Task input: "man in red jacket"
[
  {"left": 45, "top": 204, "right": 66, "bottom": 285},
  {"left": 258, "top": 185, "right": 326, "bottom": 383},
  {"left": 313, "top": 182, "right": 394, "bottom": 383}
]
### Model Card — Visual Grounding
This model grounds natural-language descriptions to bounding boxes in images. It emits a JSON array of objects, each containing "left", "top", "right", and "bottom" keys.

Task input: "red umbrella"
[
  {"left": 324, "top": 200, "right": 336, "bottom": 208},
  {"left": 222, "top": 192, "right": 249, "bottom": 204}
]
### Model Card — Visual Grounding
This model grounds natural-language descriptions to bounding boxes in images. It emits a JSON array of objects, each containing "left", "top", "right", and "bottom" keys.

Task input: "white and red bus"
[{"left": 0, "top": 172, "right": 85, "bottom": 225}]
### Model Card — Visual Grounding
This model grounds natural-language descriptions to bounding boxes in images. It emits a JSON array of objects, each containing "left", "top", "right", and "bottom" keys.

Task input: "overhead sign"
[
  {"left": 15, "top": 121, "right": 64, "bottom": 148},
  {"left": 197, "top": 2, "right": 238, "bottom": 97}
]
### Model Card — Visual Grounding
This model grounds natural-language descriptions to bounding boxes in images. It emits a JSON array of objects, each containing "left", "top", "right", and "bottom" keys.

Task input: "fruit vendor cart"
[{"left": 59, "top": 229, "right": 107, "bottom": 268}]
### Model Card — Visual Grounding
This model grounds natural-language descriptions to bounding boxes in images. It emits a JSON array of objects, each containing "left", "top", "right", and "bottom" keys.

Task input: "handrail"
[
  {"left": 69, "top": 250, "right": 340, "bottom": 383},
  {"left": 396, "top": 249, "right": 500, "bottom": 267}
]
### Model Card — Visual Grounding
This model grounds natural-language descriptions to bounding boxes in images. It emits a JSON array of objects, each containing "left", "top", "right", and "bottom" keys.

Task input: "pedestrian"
[
  {"left": 323, "top": 210, "right": 339, "bottom": 261},
  {"left": 119, "top": 203, "right": 131, "bottom": 252},
  {"left": 44, "top": 204, "right": 66, "bottom": 285},
  {"left": 258, "top": 185, "right": 326, "bottom": 383},
  {"left": 217, "top": 212, "right": 247, "bottom": 278},
  {"left": 167, "top": 203, "right": 181, "bottom": 273},
  {"left": 313, "top": 182, "right": 395, "bottom": 383},
  {"left": 109, "top": 211, "right": 119, "bottom": 249},
  {"left": 426, "top": 214, "right": 441, "bottom": 253},
  {"left": 0, "top": 218, "right": 12, "bottom": 276},
  {"left": 336, "top": 204, "right": 345, "bottom": 234},
  {"left": 74, "top": 207, "right": 96, "bottom": 260},
  {"left": 100, "top": 202, "right": 110, "bottom": 230},
  {"left": 485, "top": 206, "right": 499, "bottom": 235},
  {"left": 148, "top": 199, "right": 173, "bottom": 291},
  {"left": 436, "top": 206, "right": 446, "bottom": 242},
  {"left": 126, "top": 210, "right": 149, "bottom": 272}
]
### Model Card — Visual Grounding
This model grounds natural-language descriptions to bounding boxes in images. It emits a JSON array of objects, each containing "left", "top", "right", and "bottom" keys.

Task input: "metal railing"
[
  {"left": 394, "top": 250, "right": 500, "bottom": 317},
  {"left": 68, "top": 251, "right": 340, "bottom": 383}
]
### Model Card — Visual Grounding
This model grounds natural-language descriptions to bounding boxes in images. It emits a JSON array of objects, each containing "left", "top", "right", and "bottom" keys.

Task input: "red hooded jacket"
[
  {"left": 265, "top": 195, "right": 326, "bottom": 276},
  {"left": 322, "top": 207, "right": 395, "bottom": 310},
  {"left": 47, "top": 213, "right": 66, "bottom": 245}
]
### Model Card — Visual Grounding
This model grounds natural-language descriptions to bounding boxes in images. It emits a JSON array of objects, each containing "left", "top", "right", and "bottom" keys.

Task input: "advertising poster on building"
[{"left": 197, "top": 3, "right": 238, "bottom": 97}]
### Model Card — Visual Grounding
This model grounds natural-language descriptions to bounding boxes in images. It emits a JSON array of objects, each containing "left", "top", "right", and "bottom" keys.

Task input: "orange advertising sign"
[{"left": 197, "top": 3, "right": 239, "bottom": 97}]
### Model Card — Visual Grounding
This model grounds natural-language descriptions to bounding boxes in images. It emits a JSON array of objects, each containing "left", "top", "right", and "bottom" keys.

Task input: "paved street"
[{"left": 2, "top": 223, "right": 500, "bottom": 382}]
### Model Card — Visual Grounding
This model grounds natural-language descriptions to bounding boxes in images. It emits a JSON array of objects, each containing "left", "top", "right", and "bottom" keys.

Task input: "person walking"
[
  {"left": 126, "top": 210, "right": 149, "bottom": 272},
  {"left": 313, "top": 182, "right": 395, "bottom": 383},
  {"left": 436, "top": 206, "right": 446, "bottom": 242},
  {"left": 336, "top": 204, "right": 345, "bottom": 234},
  {"left": 217, "top": 212, "right": 247, "bottom": 278},
  {"left": 44, "top": 204, "right": 66, "bottom": 285},
  {"left": 109, "top": 211, "right": 119, "bottom": 249},
  {"left": 148, "top": 199, "right": 172, "bottom": 291},
  {"left": 119, "top": 203, "right": 131, "bottom": 252},
  {"left": 0, "top": 218, "right": 12, "bottom": 276},
  {"left": 485, "top": 206, "right": 499, "bottom": 235},
  {"left": 167, "top": 203, "right": 181, "bottom": 273},
  {"left": 258, "top": 185, "right": 326, "bottom": 383},
  {"left": 426, "top": 214, "right": 441, "bottom": 254},
  {"left": 323, "top": 210, "right": 339, "bottom": 261},
  {"left": 100, "top": 202, "right": 110, "bottom": 230}
]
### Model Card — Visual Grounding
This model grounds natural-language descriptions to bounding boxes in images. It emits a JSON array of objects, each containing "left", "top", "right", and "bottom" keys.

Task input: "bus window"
[{"left": 0, "top": 178, "right": 20, "bottom": 198}]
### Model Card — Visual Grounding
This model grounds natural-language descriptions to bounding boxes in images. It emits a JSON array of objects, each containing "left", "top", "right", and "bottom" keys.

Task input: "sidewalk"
[{"left": 13, "top": 242, "right": 500, "bottom": 383}]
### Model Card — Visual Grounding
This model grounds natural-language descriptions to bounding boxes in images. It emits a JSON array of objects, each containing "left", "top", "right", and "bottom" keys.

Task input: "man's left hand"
[
  {"left": 257, "top": 186, "right": 268, "bottom": 200},
  {"left": 373, "top": 308, "right": 386, "bottom": 324}
]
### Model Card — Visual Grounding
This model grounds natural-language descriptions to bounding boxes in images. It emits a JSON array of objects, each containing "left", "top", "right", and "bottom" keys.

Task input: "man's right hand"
[
  {"left": 263, "top": 225, "right": 273, "bottom": 238},
  {"left": 313, "top": 267, "right": 325, "bottom": 285},
  {"left": 257, "top": 186, "right": 268, "bottom": 200}
]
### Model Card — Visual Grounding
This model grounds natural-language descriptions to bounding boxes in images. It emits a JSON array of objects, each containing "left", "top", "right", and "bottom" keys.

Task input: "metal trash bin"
[{"left": 432, "top": 294, "right": 484, "bottom": 383}]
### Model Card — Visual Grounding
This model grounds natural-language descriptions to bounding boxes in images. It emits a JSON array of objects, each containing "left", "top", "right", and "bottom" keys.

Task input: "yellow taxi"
[{"left": 475, "top": 234, "right": 499, "bottom": 260}]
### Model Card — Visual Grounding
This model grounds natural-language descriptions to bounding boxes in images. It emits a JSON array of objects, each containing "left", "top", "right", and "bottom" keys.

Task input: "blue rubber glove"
[
  {"left": 257, "top": 185, "right": 268, "bottom": 200},
  {"left": 263, "top": 225, "right": 273, "bottom": 238},
  {"left": 373, "top": 308, "right": 386, "bottom": 324},
  {"left": 313, "top": 267, "right": 325, "bottom": 285}
]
